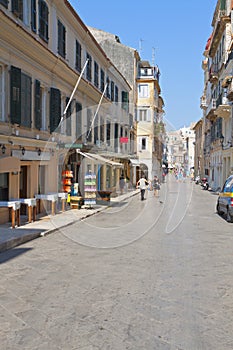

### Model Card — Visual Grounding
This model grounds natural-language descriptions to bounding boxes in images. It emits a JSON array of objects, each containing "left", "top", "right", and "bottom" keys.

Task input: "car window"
[{"left": 223, "top": 177, "right": 233, "bottom": 192}]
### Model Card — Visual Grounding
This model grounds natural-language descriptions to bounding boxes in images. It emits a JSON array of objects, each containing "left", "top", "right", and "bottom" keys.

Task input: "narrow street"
[{"left": 1, "top": 175, "right": 233, "bottom": 350}]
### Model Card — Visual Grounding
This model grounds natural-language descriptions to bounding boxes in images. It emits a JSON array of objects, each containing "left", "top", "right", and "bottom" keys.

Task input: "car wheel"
[
  {"left": 226, "top": 208, "right": 233, "bottom": 223},
  {"left": 217, "top": 202, "right": 223, "bottom": 216}
]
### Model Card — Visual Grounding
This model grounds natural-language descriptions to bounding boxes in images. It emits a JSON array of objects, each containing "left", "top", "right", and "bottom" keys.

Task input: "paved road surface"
[{"left": 1, "top": 176, "right": 233, "bottom": 349}]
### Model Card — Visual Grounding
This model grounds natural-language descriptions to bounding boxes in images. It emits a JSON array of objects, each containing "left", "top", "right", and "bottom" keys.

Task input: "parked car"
[{"left": 216, "top": 175, "right": 233, "bottom": 223}]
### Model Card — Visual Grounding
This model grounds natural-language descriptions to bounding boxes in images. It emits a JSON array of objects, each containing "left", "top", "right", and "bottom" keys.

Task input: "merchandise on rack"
[{"left": 84, "top": 172, "right": 96, "bottom": 206}]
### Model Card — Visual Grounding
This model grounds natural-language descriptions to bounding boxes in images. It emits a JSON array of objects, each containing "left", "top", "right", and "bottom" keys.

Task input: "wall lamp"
[
  {"left": 37, "top": 148, "right": 41, "bottom": 156},
  {"left": 22, "top": 147, "right": 25, "bottom": 155}
]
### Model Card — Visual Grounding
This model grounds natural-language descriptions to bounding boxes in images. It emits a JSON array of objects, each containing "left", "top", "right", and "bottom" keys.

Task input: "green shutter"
[
  {"left": 122, "top": 91, "right": 129, "bottom": 112},
  {"left": 10, "top": 66, "right": 21, "bottom": 124},
  {"left": 31, "top": 0, "right": 37, "bottom": 32},
  {"left": 35, "top": 80, "right": 41, "bottom": 130},
  {"left": 50, "top": 87, "right": 61, "bottom": 133},
  {"left": 76, "top": 102, "right": 82, "bottom": 139},
  {"left": 220, "top": 0, "right": 226, "bottom": 11},
  {"left": 65, "top": 97, "right": 71, "bottom": 136},
  {"left": 0, "top": 0, "right": 8, "bottom": 8},
  {"left": 21, "top": 73, "right": 32, "bottom": 128}
]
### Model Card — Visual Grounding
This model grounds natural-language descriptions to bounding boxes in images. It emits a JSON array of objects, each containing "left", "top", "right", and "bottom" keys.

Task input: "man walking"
[{"left": 137, "top": 175, "right": 149, "bottom": 201}]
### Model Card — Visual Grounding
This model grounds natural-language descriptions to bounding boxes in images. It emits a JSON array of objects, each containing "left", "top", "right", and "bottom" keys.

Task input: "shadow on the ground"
[{"left": 0, "top": 247, "right": 33, "bottom": 264}]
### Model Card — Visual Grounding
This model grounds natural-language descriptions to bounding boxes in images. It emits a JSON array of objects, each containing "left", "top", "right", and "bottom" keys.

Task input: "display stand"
[{"left": 84, "top": 172, "right": 96, "bottom": 207}]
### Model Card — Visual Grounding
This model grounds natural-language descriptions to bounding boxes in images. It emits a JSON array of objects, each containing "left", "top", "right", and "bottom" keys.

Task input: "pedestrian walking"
[
  {"left": 152, "top": 175, "right": 160, "bottom": 197},
  {"left": 119, "top": 174, "right": 125, "bottom": 194},
  {"left": 137, "top": 175, "right": 149, "bottom": 201}
]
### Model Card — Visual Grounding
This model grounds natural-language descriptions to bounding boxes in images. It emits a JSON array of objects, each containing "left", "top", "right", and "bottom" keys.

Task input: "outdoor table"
[
  {"left": 57, "top": 192, "right": 68, "bottom": 211},
  {"left": 35, "top": 194, "right": 58, "bottom": 215},
  {"left": 0, "top": 201, "right": 21, "bottom": 228},
  {"left": 18, "top": 198, "right": 37, "bottom": 223}
]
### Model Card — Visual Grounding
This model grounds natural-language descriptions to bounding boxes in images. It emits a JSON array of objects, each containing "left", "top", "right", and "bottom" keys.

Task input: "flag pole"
[
  {"left": 61, "top": 58, "right": 89, "bottom": 123},
  {"left": 86, "top": 83, "right": 108, "bottom": 142}
]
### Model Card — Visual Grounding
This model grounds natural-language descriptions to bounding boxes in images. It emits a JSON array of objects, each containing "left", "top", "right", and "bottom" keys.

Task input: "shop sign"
[
  {"left": 64, "top": 143, "right": 83, "bottom": 149},
  {"left": 120, "top": 137, "right": 128, "bottom": 144}
]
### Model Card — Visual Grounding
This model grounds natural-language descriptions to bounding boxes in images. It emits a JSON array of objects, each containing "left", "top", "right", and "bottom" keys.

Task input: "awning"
[
  {"left": 0, "top": 156, "right": 20, "bottom": 173},
  {"left": 77, "top": 150, "right": 123, "bottom": 168},
  {"left": 129, "top": 158, "right": 141, "bottom": 167}
]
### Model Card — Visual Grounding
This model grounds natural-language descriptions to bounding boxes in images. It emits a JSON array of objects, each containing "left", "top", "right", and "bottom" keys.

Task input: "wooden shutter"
[
  {"left": 50, "top": 87, "right": 61, "bottom": 133},
  {"left": 76, "top": 102, "right": 82, "bottom": 139},
  {"left": 0, "top": 0, "right": 8, "bottom": 8},
  {"left": 10, "top": 66, "right": 21, "bottom": 124},
  {"left": 21, "top": 73, "right": 32, "bottom": 128},
  {"left": 65, "top": 97, "right": 71, "bottom": 136},
  {"left": 31, "top": 0, "right": 37, "bottom": 32},
  {"left": 35, "top": 80, "right": 41, "bottom": 130},
  {"left": 122, "top": 91, "right": 129, "bottom": 112}
]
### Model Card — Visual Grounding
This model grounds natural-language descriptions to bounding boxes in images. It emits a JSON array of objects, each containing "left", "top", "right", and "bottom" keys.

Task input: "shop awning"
[
  {"left": 0, "top": 156, "right": 21, "bottom": 173},
  {"left": 129, "top": 158, "right": 141, "bottom": 167},
  {"left": 77, "top": 150, "right": 123, "bottom": 168}
]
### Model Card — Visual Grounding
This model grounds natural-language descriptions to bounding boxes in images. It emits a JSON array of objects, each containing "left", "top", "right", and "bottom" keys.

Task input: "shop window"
[{"left": 0, "top": 173, "right": 9, "bottom": 201}]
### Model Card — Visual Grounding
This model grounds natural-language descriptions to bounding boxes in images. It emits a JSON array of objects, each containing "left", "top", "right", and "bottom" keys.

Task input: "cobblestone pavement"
[{"left": 0, "top": 176, "right": 233, "bottom": 349}]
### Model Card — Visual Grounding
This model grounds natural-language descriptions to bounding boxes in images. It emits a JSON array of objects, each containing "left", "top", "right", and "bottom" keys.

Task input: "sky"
[{"left": 69, "top": 0, "right": 217, "bottom": 130}]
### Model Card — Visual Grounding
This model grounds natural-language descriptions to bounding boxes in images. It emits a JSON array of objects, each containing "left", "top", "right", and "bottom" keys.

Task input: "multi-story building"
[
  {"left": 88, "top": 28, "right": 165, "bottom": 183},
  {"left": 0, "top": 0, "right": 131, "bottom": 224},
  {"left": 200, "top": 0, "right": 233, "bottom": 190},
  {"left": 136, "top": 61, "right": 165, "bottom": 180}
]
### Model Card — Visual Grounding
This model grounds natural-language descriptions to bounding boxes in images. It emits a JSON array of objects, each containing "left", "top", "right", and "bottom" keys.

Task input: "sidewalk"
[{"left": 0, "top": 189, "right": 139, "bottom": 253}]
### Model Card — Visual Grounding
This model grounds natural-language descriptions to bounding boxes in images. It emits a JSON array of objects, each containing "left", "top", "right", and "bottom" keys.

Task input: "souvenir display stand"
[{"left": 84, "top": 172, "right": 96, "bottom": 207}]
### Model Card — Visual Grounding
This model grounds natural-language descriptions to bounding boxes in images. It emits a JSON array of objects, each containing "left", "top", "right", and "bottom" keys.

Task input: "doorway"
[{"left": 20, "top": 166, "right": 27, "bottom": 214}]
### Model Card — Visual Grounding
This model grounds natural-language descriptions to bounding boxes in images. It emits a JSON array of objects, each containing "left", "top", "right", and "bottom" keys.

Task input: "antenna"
[{"left": 139, "top": 38, "right": 145, "bottom": 57}]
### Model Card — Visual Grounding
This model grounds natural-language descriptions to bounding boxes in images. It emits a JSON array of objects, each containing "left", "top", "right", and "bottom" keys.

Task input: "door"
[{"left": 20, "top": 166, "right": 27, "bottom": 214}]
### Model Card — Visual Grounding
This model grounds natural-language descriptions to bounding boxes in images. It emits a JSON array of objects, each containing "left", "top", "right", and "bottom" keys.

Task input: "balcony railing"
[{"left": 206, "top": 98, "right": 216, "bottom": 118}]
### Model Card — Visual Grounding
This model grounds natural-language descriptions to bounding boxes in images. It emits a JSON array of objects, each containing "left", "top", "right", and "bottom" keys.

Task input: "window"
[
  {"left": 122, "top": 91, "right": 129, "bottom": 112},
  {"left": 106, "top": 120, "right": 111, "bottom": 146},
  {"left": 75, "top": 40, "right": 82, "bottom": 72},
  {"left": 49, "top": 87, "right": 61, "bottom": 133},
  {"left": 39, "top": 0, "right": 48, "bottom": 42},
  {"left": 86, "top": 53, "right": 92, "bottom": 82},
  {"left": 100, "top": 69, "right": 105, "bottom": 92},
  {"left": 58, "top": 20, "right": 66, "bottom": 58},
  {"left": 138, "top": 84, "right": 149, "bottom": 98},
  {"left": 31, "top": 0, "right": 36, "bottom": 32},
  {"left": 0, "top": 0, "right": 8, "bottom": 8},
  {"left": 12, "top": 0, "right": 23, "bottom": 20},
  {"left": 0, "top": 173, "right": 9, "bottom": 201},
  {"left": 94, "top": 61, "right": 99, "bottom": 88},
  {"left": 76, "top": 102, "right": 82, "bottom": 139},
  {"left": 142, "top": 137, "right": 146, "bottom": 150},
  {"left": 138, "top": 109, "right": 147, "bottom": 121},
  {"left": 21, "top": 73, "right": 32, "bottom": 128},
  {"left": 100, "top": 116, "right": 104, "bottom": 142},
  {"left": 94, "top": 113, "right": 98, "bottom": 144},
  {"left": 115, "top": 85, "right": 118, "bottom": 103}
]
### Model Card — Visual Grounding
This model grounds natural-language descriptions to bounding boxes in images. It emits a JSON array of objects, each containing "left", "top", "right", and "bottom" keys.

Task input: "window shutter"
[
  {"left": 0, "top": 0, "right": 8, "bottom": 8},
  {"left": 31, "top": 0, "right": 37, "bottom": 32},
  {"left": 122, "top": 91, "right": 129, "bottom": 112},
  {"left": 35, "top": 80, "right": 41, "bottom": 130},
  {"left": 86, "top": 108, "right": 92, "bottom": 142},
  {"left": 76, "top": 102, "right": 82, "bottom": 139},
  {"left": 50, "top": 87, "right": 61, "bottom": 133},
  {"left": 65, "top": 97, "right": 71, "bottom": 136},
  {"left": 147, "top": 109, "right": 151, "bottom": 122},
  {"left": 21, "top": 73, "right": 32, "bottom": 128},
  {"left": 10, "top": 66, "right": 21, "bottom": 124}
]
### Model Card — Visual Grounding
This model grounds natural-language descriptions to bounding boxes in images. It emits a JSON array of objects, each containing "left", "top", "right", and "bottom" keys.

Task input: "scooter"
[{"left": 201, "top": 177, "right": 209, "bottom": 190}]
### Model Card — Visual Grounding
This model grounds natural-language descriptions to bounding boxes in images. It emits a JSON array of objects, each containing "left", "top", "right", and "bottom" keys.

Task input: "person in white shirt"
[{"left": 137, "top": 176, "right": 149, "bottom": 201}]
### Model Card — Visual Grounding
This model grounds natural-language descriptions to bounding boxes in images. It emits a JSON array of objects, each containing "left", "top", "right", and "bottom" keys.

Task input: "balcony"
[
  {"left": 138, "top": 66, "right": 160, "bottom": 81},
  {"left": 215, "top": 93, "right": 231, "bottom": 119},
  {"left": 209, "top": 64, "right": 218, "bottom": 84},
  {"left": 209, "top": 10, "right": 230, "bottom": 57},
  {"left": 206, "top": 98, "right": 217, "bottom": 121},
  {"left": 200, "top": 96, "right": 207, "bottom": 109}
]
